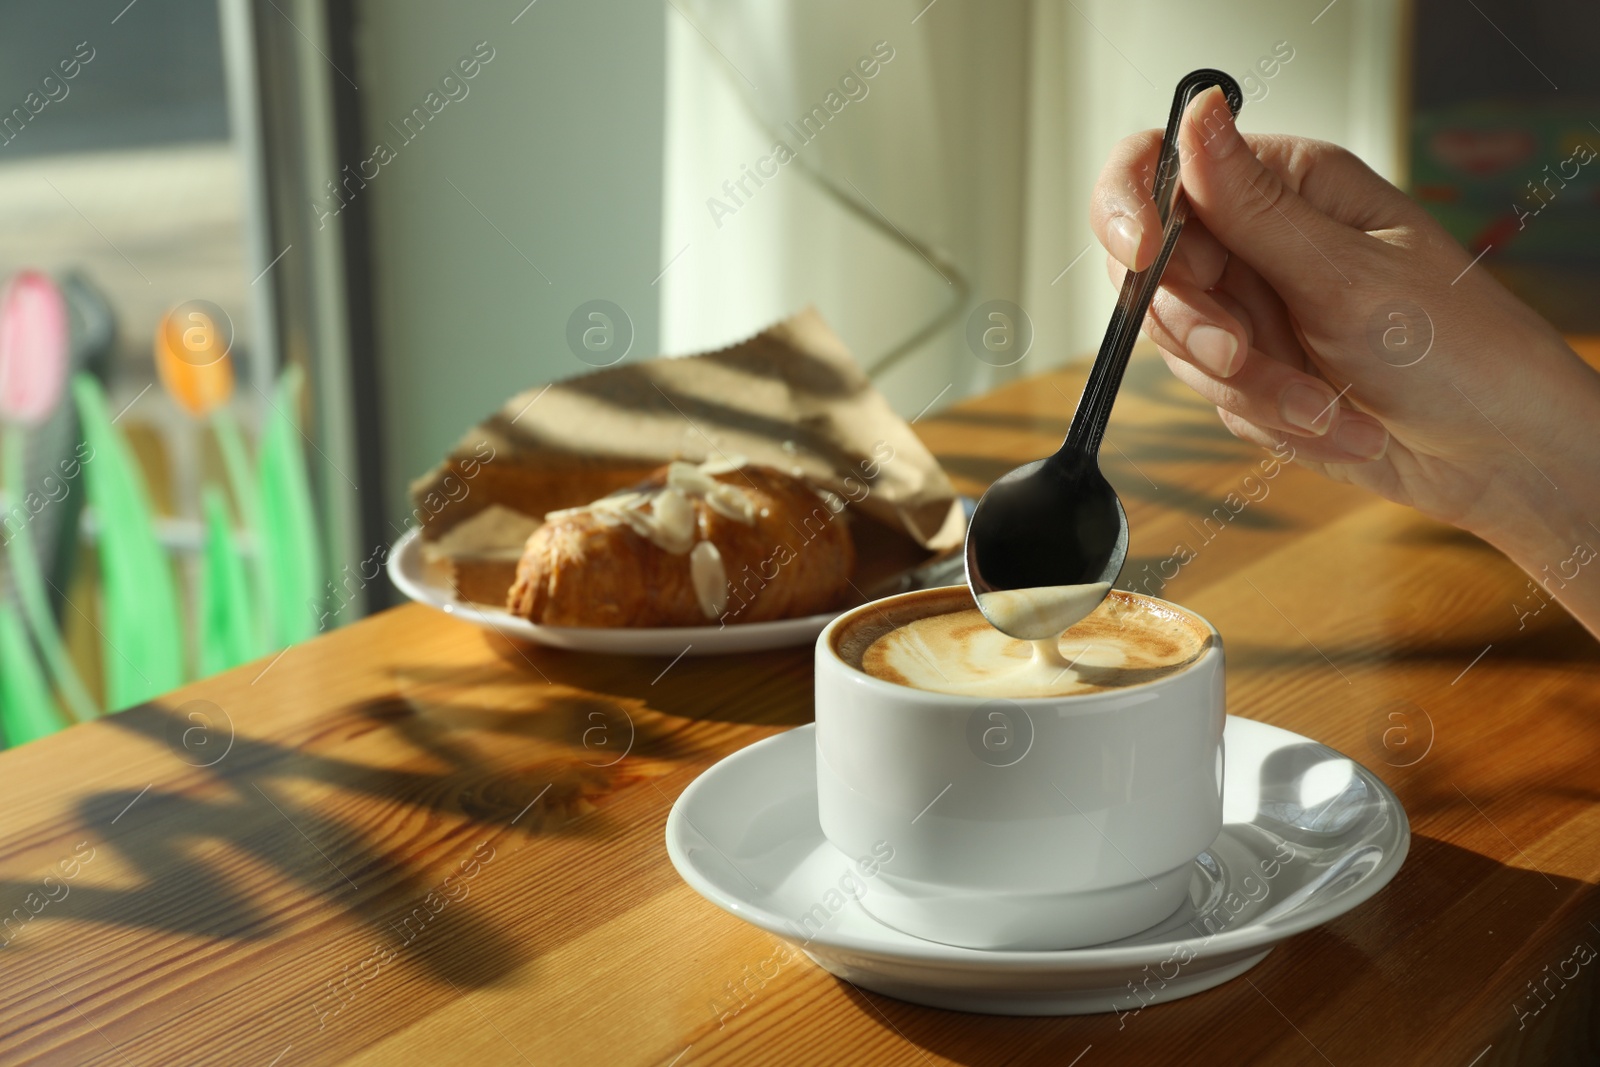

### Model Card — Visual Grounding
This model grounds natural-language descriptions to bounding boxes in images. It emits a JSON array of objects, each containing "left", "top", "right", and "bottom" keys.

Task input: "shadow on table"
[
  {"left": 1226, "top": 614, "right": 1600, "bottom": 675},
  {"left": 5, "top": 617, "right": 828, "bottom": 991},
  {"left": 0, "top": 683, "right": 692, "bottom": 992},
  {"left": 835, "top": 835, "right": 1594, "bottom": 1066}
]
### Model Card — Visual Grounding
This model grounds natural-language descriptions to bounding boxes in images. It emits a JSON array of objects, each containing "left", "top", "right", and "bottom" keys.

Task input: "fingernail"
[
  {"left": 1281, "top": 383, "right": 1337, "bottom": 435},
  {"left": 1335, "top": 418, "right": 1389, "bottom": 460},
  {"left": 1187, "top": 86, "right": 1239, "bottom": 160},
  {"left": 1188, "top": 326, "right": 1239, "bottom": 376},
  {"left": 1107, "top": 215, "right": 1142, "bottom": 267}
]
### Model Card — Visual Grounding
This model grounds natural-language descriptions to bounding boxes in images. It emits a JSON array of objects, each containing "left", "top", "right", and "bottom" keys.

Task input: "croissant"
[{"left": 506, "top": 461, "right": 855, "bottom": 627}]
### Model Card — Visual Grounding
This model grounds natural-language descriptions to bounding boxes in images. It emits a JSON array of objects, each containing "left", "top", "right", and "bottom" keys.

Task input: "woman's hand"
[{"left": 1090, "top": 87, "right": 1600, "bottom": 634}]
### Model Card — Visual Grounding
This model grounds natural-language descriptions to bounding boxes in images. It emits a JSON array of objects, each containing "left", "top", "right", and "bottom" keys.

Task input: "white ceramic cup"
[{"left": 814, "top": 586, "right": 1224, "bottom": 951}]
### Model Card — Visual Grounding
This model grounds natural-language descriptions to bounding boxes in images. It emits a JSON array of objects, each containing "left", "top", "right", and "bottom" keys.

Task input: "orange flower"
[{"left": 155, "top": 301, "right": 235, "bottom": 417}]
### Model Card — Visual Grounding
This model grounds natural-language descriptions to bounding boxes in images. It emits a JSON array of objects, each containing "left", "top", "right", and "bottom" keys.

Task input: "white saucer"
[
  {"left": 666, "top": 717, "right": 1409, "bottom": 1016},
  {"left": 386, "top": 527, "right": 841, "bottom": 655}
]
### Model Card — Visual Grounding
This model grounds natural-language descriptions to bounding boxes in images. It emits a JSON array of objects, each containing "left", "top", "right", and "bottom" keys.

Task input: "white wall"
[
  {"left": 659, "top": 0, "right": 1405, "bottom": 416},
  {"left": 353, "top": 0, "right": 665, "bottom": 526}
]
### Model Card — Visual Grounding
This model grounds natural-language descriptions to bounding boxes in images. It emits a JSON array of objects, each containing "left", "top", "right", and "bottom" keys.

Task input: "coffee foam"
[{"left": 838, "top": 587, "right": 1210, "bottom": 698}]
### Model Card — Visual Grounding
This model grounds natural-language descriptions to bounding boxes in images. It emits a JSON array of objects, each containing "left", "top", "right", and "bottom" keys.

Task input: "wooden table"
[{"left": 2, "top": 350, "right": 1597, "bottom": 1066}]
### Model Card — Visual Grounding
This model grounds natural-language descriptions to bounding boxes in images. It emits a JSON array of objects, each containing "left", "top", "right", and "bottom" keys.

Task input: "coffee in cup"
[{"left": 851, "top": 588, "right": 1210, "bottom": 698}]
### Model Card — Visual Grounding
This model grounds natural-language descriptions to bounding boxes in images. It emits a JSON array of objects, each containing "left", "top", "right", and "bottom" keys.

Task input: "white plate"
[
  {"left": 666, "top": 717, "right": 1408, "bottom": 1015},
  {"left": 385, "top": 527, "right": 843, "bottom": 655}
]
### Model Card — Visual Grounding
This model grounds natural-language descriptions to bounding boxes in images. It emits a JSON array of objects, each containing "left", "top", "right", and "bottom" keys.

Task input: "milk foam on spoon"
[{"left": 976, "top": 582, "right": 1113, "bottom": 641}]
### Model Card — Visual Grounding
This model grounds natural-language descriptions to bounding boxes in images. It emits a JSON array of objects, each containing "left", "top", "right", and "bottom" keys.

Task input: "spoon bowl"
[{"left": 965, "top": 456, "right": 1127, "bottom": 593}]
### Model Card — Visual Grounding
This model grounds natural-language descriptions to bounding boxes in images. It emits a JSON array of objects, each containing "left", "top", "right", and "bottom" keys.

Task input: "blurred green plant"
[
  {"left": 212, "top": 405, "right": 268, "bottom": 655},
  {"left": 72, "top": 374, "right": 186, "bottom": 710},
  {"left": 199, "top": 486, "right": 256, "bottom": 677},
  {"left": 0, "top": 603, "right": 65, "bottom": 745},
  {"left": 2, "top": 425, "right": 98, "bottom": 723},
  {"left": 258, "top": 365, "right": 323, "bottom": 648},
  {"left": 1, "top": 282, "right": 327, "bottom": 745},
  {"left": 0, "top": 271, "right": 98, "bottom": 725},
  {"left": 156, "top": 300, "right": 268, "bottom": 664}
]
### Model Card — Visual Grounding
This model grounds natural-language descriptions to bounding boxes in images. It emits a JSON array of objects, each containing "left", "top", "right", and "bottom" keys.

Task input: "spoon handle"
[{"left": 1060, "top": 69, "right": 1244, "bottom": 461}]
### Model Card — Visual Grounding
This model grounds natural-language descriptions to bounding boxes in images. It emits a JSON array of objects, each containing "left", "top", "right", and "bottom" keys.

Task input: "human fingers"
[
  {"left": 1106, "top": 256, "right": 1250, "bottom": 377},
  {"left": 1090, "top": 129, "right": 1165, "bottom": 271},
  {"left": 1090, "top": 131, "right": 1233, "bottom": 286},
  {"left": 1207, "top": 250, "right": 1310, "bottom": 374},
  {"left": 1108, "top": 246, "right": 1314, "bottom": 380},
  {"left": 1215, "top": 405, "right": 1390, "bottom": 465},
  {"left": 1244, "top": 132, "right": 1425, "bottom": 233},
  {"left": 1158, "top": 345, "right": 1387, "bottom": 455},
  {"left": 1092, "top": 108, "right": 1415, "bottom": 287},
  {"left": 1178, "top": 87, "right": 1377, "bottom": 305}
]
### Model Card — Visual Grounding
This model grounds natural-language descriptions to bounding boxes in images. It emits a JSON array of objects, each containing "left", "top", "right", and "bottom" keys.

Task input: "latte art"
[{"left": 850, "top": 588, "right": 1209, "bottom": 698}]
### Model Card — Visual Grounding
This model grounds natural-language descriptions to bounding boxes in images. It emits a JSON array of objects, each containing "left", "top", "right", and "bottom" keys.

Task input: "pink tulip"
[{"left": 0, "top": 271, "right": 69, "bottom": 426}]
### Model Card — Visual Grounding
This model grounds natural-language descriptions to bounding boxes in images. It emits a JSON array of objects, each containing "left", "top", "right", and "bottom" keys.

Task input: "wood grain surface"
[{"left": 0, "top": 348, "right": 1596, "bottom": 1066}]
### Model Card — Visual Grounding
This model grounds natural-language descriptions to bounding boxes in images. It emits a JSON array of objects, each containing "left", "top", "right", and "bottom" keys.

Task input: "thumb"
[{"left": 1178, "top": 86, "right": 1360, "bottom": 300}]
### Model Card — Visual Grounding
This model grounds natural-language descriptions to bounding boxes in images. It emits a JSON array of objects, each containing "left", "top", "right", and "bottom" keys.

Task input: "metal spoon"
[{"left": 965, "top": 69, "right": 1244, "bottom": 639}]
